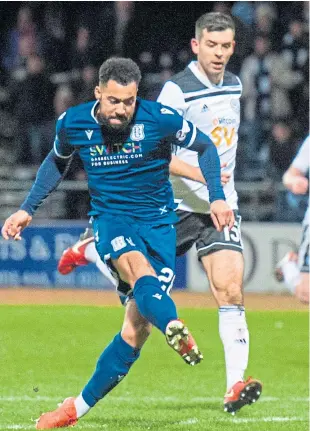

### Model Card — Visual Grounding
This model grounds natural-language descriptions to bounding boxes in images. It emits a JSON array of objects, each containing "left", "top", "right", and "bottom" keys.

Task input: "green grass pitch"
[{"left": 0, "top": 305, "right": 308, "bottom": 430}]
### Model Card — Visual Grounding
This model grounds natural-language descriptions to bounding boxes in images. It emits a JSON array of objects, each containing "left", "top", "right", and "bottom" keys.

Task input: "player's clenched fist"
[
  {"left": 210, "top": 200, "right": 234, "bottom": 232},
  {"left": 1, "top": 210, "right": 32, "bottom": 240}
]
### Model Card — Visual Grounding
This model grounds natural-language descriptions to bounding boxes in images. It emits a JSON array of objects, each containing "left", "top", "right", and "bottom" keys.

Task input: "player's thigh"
[
  {"left": 201, "top": 249, "right": 244, "bottom": 293},
  {"left": 140, "top": 222, "right": 177, "bottom": 295},
  {"left": 92, "top": 214, "right": 155, "bottom": 285},
  {"left": 116, "top": 251, "right": 156, "bottom": 285},
  {"left": 197, "top": 212, "right": 244, "bottom": 292},
  {"left": 121, "top": 299, "right": 152, "bottom": 349}
]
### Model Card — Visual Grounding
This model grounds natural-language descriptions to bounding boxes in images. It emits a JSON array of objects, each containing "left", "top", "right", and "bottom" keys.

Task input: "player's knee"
[
  {"left": 121, "top": 320, "right": 152, "bottom": 349},
  {"left": 225, "top": 282, "right": 243, "bottom": 304},
  {"left": 116, "top": 251, "right": 157, "bottom": 286}
]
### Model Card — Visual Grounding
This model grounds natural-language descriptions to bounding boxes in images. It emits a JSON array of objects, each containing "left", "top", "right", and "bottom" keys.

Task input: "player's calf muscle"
[
  {"left": 121, "top": 322, "right": 151, "bottom": 348},
  {"left": 121, "top": 301, "right": 152, "bottom": 348}
]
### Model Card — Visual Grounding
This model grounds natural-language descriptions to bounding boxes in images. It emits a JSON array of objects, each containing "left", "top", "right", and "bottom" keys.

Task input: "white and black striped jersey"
[
  {"left": 291, "top": 135, "right": 309, "bottom": 226},
  {"left": 157, "top": 61, "right": 242, "bottom": 213}
]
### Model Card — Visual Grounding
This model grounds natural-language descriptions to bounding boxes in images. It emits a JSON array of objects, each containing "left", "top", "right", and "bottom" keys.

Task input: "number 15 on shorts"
[{"left": 223, "top": 215, "right": 243, "bottom": 246}]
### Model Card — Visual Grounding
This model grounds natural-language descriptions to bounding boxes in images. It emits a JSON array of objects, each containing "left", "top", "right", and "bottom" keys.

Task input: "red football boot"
[
  {"left": 224, "top": 377, "right": 262, "bottom": 414},
  {"left": 36, "top": 397, "right": 78, "bottom": 429},
  {"left": 58, "top": 237, "right": 94, "bottom": 275}
]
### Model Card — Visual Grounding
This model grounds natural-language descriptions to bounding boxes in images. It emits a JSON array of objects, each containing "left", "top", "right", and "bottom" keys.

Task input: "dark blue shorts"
[{"left": 92, "top": 214, "right": 176, "bottom": 298}]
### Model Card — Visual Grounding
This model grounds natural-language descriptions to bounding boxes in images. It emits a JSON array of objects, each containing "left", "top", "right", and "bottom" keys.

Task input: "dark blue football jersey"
[{"left": 54, "top": 98, "right": 197, "bottom": 224}]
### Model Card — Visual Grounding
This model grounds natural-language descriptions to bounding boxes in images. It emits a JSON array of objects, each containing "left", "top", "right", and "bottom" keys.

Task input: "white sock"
[
  {"left": 74, "top": 394, "right": 91, "bottom": 418},
  {"left": 219, "top": 306, "right": 249, "bottom": 391},
  {"left": 85, "top": 242, "right": 117, "bottom": 287},
  {"left": 84, "top": 241, "right": 98, "bottom": 264},
  {"left": 281, "top": 260, "right": 301, "bottom": 294}
]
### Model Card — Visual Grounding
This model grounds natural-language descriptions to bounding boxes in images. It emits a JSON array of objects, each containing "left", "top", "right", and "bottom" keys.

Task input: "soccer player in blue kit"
[{"left": 2, "top": 57, "right": 234, "bottom": 429}]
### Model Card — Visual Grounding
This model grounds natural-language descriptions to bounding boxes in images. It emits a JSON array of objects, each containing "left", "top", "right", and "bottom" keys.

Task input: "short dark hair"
[
  {"left": 195, "top": 12, "right": 235, "bottom": 39},
  {"left": 98, "top": 57, "right": 142, "bottom": 86}
]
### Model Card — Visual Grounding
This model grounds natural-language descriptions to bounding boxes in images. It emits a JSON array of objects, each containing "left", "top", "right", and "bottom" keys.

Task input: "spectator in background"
[
  {"left": 254, "top": 3, "right": 280, "bottom": 50},
  {"left": 268, "top": 119, "right": 300, "bottom": 181},
  {"left": 9, "top": 54, "right": 55, "bottom": 165},
  {"left": 53, "top": 85, "right": 75, "bottom": 118},
  {"left": 71, "top": 26, "right": 95, "bottom": 71},
  {"left": 39, "top": 4, "right": 69, "bottom": 74},
  {"left": 281, "top": 20, "right": 309, "bottom": 135},
  {"left": 2, "top": 5, "right": 39, "bottom": 73},
  {"left": 113, "top": 1, "right": 135, "bottom": 56},
  {"left": 74, "top": 64, "right": 98, "bottom": 105},
  {"left": 240, "top": 35, "right": 303, "bottom": 177},
  {"left": 231, "top": 1, "right": 255, "bottom": 27}
]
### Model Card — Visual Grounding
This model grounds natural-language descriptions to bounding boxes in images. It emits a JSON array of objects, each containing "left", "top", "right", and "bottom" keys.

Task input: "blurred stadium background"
[{"left": 0, "top": 2, "right": 308, "bottom": 431}]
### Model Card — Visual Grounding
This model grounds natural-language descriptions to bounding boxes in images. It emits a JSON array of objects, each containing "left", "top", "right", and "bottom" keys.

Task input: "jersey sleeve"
[
  {"left": 157, "top": 103, "right": 197, "bottom": 149},
  {"left": 292, "top": 136, "right": 309, "bottom": 174},
  {"left": 157, "top": 81, "right": 186, "bottom": 115},
  {"left": 53, "top": 111, "right": 74, "bottom": 158}
]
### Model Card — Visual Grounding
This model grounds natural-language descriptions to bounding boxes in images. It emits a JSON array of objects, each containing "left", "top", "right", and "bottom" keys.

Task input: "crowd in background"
[{"left": 0, "top": 1, "right": 308, "bottom": 220}]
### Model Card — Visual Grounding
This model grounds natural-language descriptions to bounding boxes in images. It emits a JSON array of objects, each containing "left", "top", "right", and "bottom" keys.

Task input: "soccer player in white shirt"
[
  {"left": 275, "top": 135, "right": 309, "bottom": 304},
  {"left": 157, "top": 12, "right": 262, "bottom": 414}
]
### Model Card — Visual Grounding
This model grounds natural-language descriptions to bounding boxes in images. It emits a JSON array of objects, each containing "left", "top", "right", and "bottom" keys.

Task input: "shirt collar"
[{"left": 188, "top": 61, "right": 224, "bottom": 88}]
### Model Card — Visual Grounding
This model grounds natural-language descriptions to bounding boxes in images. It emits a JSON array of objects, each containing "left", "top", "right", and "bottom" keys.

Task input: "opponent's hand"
[
  {"left": 290, "top": 176, "right": 308, "bottom": 195},
  {"left": 210, "top": 200, "right": 234, "bottom": 232},
  {"left": 220, "top": 162, "right": 231, "bottom": 186},
  {"left": 1, "top": 210, "right": 32, "bottom": 240}
]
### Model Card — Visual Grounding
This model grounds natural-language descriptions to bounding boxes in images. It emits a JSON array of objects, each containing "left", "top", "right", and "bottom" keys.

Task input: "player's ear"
[
  {"left": 231, "top": 40, "right": 236, "bottom": 53},
  {"left": 191, "top": 38, "right": 199, "bottom": 55},
  {"left": 94, "top": 86, "right": 101, "bottom": 100}
]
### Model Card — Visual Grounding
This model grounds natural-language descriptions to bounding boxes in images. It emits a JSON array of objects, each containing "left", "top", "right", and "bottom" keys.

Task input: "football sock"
[
  {"left": 281, "top": 260, "right": 300, "bottom": 294},
  {"left": 85, "top": 242, "right": 117, "bottom": 286},
  {"left": 81, "top": 333, "right": 140, "bottom": 407},
  {"left": 133, "top": 275, "right": 177, "bottom": 333},
  {"left": 74, "top": 394, "right": 91, "bottom": 418},
  {"left": 84, "top": 241, "right": 98, "bottom": 263},
  {"left": 219, "top": 305, "right": 249, "bottom": 390}
]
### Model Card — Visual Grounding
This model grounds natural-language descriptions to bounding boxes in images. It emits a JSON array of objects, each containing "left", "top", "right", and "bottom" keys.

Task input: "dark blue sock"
[
  {"left": 82, "top": 333, "right": 140, "bottom": 407},
  {"left": 133, "top": 275, "right": 178, "bottom": 334}
]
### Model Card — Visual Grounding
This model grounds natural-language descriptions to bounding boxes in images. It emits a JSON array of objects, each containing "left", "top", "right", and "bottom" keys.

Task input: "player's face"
[
  {"left": 95, "top": 80, "right": 138, "bottom": 131},
  {"left": 191, "top": 29, "right": 235, "bottom": 83}
]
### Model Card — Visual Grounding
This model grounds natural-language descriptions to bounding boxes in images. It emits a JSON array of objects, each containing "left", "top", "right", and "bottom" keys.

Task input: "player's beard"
[{"left": 97, "top": 112, "right": 132, "bottom": 132}]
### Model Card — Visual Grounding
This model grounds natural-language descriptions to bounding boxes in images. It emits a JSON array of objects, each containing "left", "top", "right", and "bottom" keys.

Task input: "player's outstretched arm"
[
  {"left": 169, "top": 155, "right": 231, "bottom": 186},
  {"left": 1, "top": 149, "right": 72, "bottom": 240}
]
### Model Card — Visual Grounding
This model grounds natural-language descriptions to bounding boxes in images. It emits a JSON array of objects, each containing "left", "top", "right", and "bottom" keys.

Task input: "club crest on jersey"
[{"left": 130, "top": 124, "right": 145, "bottom": 141}]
